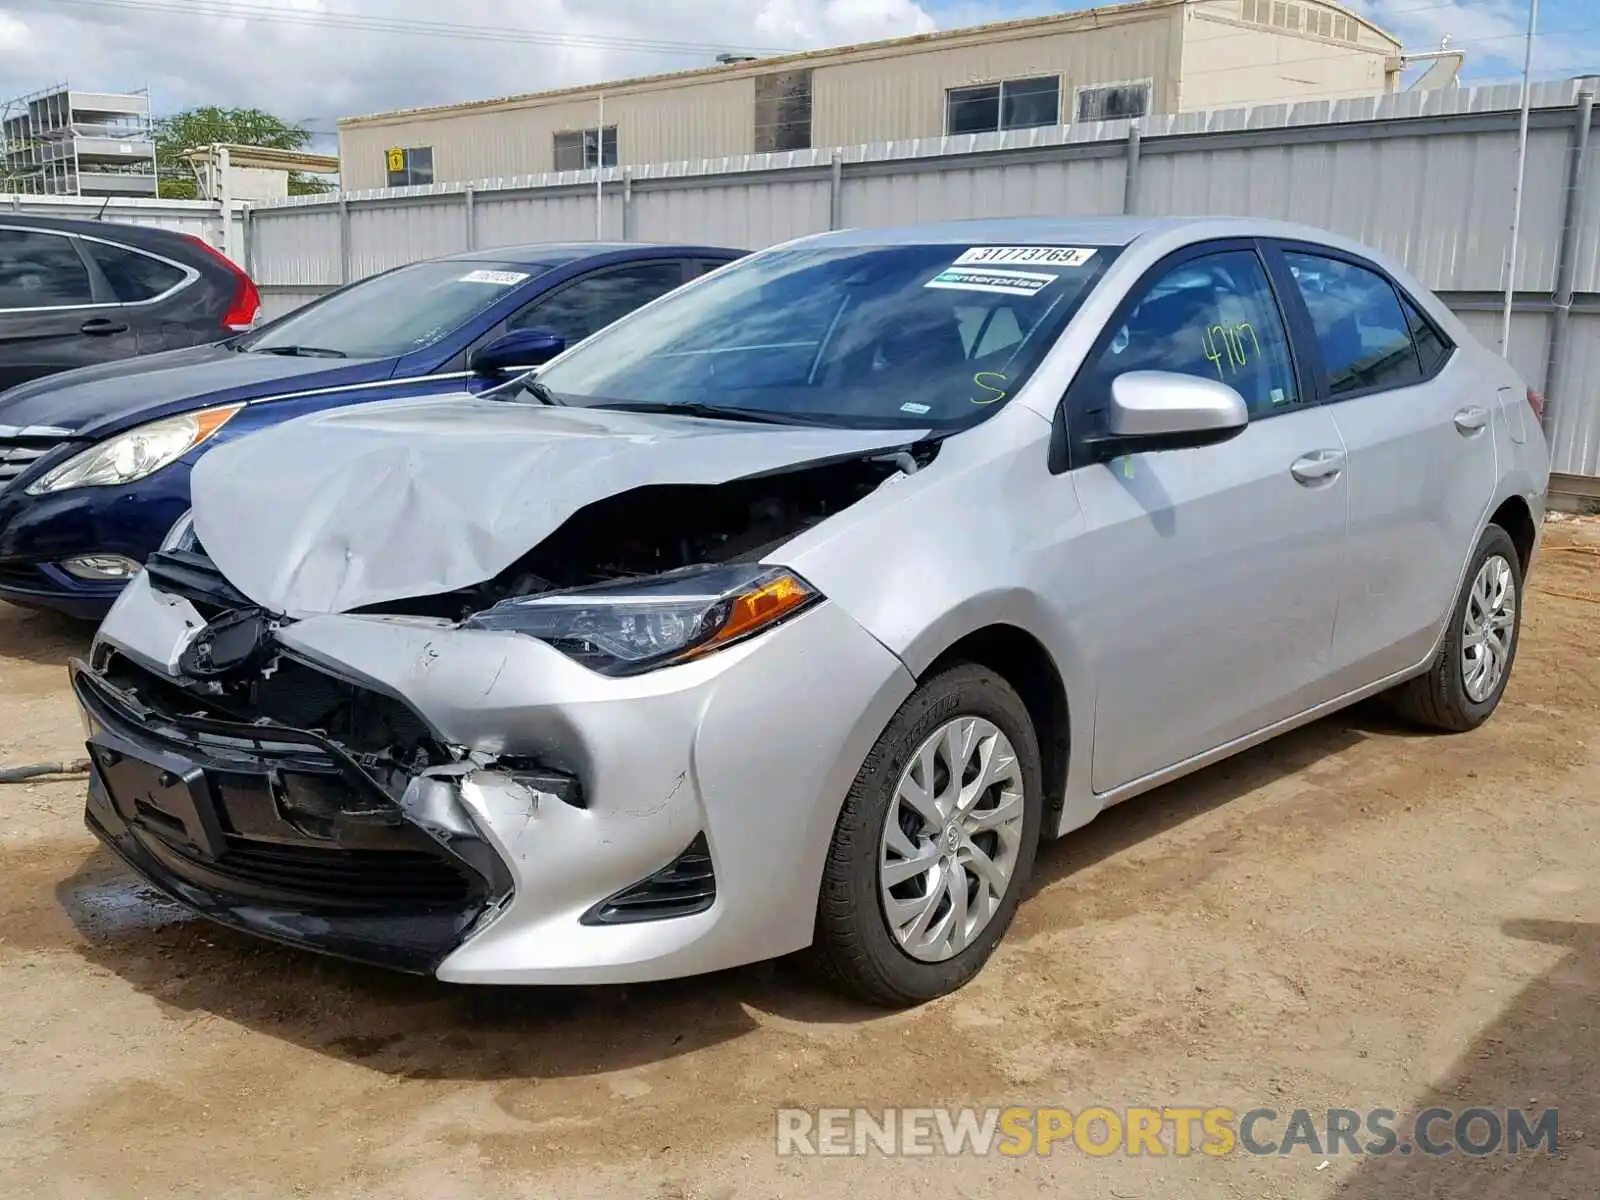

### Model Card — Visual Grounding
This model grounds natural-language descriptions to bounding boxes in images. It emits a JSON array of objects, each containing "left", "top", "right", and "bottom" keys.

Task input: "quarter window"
[
  {"left": 83, "top": 240, "right": 188, "bottom": 302},
  {"left": 0, "top": 229, "right": 94, "bottom": 308},
  {"left": 1284, "top": 252, "right": 1426, "bottom": 396},
  {"left": 508, "top": 261, "right": 686, "bottom": 343},
  {"left": 1403, "top": 294, "right": 1451, "bottom": 376},
  {"left": 1078, "top": 249, "right": 1299, "bottom": 428}
]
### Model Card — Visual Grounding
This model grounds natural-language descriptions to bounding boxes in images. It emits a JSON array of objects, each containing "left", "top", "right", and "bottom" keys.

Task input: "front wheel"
[
  {"left": 810, "top": 663, "right": 1043, "bottom": 1007},
  {"left": 1387, "top": 523, "right": 1523, "bottom": 732}
]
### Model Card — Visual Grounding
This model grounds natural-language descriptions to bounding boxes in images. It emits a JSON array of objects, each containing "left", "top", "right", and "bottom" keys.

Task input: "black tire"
[
  {"left": 809, "top": 663, "right": 1044, "bottom": 1007},
  {"left": 1387, "top": 523, "right": 1523, "bottom": 732}
]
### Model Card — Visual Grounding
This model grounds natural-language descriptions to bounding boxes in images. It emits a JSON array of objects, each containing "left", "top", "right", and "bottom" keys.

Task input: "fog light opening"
[{"left": 60, "top": 555, "right": 143, "bottom": 582}]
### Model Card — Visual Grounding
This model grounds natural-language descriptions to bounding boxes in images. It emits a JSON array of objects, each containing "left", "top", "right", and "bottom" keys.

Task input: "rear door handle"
[
  {"left": 80, "top": 317, "right": 129, "bottom": 336},
  {"left": 1290, "top": 448, "right": 1345, "bottom": 486},
  {"left": 1453, "top": 405, "right": 1489, "bottom": 434}
]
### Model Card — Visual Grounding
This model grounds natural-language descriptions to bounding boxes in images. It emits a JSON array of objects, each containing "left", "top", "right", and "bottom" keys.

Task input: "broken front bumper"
[
  {"left": 84, "top": 571, "right": 917, "bottom": 984},
  {"left": 74, "top": 660, "right": 512, "bottom": 973}
]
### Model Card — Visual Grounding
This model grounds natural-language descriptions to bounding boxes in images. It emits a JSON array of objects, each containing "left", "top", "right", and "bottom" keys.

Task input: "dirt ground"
[{"left": 2, "top": 518, "right": 1598, "bottom": 1199}]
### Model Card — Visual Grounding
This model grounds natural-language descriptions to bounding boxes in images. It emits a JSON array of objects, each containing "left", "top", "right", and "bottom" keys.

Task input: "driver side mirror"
[
  {"left": 1083, "top": 370, "right": 1249, "bottom": 460},
  {"left": 470, "top": 327, "right": 566, "bottom": 377}
]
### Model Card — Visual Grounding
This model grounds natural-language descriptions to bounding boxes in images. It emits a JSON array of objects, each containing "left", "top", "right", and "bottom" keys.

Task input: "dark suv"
[{"left": 0, "top": 215, "right": 260, "bottom": 391}]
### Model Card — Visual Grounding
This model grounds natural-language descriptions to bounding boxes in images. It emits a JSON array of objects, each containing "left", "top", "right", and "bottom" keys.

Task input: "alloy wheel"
[
  {"left": 1461, "top": 552, "right": 1517, "bottom": 704},
  {"left": 878, "top": 715, "right": 1027, "bottom": 963}
]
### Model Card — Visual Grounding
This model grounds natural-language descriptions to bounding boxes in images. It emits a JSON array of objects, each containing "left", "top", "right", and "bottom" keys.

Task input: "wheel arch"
[
  {"left": 920, "top": 623, "right": 1072, "bottom": 840},
  {"left": 1489, "top": 493, "right": 1537, "bottom": 576}
]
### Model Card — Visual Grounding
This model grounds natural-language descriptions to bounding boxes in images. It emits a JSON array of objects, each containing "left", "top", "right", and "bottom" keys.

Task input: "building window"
[
  {"left": 946, "top": 75, "right": 1060, "bottom": 135},
  {"left": 754, "top": 69, "right": 813, "bottom": 153},
  {"left": 552, "top": 126, "right": 618, "bottom": 171},
  {"left": 1075, "top": 80, "right": 1152, "bottom": 123},
  {"left": 385, "top": 146, "right": 433, "bottom": 187}
]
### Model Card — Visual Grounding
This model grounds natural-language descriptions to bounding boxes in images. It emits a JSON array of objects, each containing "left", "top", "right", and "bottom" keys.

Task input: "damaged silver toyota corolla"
[{"left": 74, "top": 217, "right": 1548, "bottom": 1005}]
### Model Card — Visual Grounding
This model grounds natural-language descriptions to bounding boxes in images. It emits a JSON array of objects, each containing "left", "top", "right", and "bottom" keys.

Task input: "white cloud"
[{"left": 0, "top": 0, "right": 940, "bottom": 140}]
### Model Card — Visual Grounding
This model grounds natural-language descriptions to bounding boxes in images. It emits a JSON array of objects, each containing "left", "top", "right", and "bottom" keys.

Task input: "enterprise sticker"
[
  {"left": 925, "top": 267, "right": 1058, "bottom": 297},
  {"left": 459, "top": 269, "right": 529, "bottom": 285},
  {"left": 954, "top": 246, "right": 1098, "bottom": 267}
]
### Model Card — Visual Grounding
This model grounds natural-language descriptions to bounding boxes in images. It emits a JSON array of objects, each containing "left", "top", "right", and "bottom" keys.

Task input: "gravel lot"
[{"left": 2, "top": 518, "right": 1597, "bottom": 1199}]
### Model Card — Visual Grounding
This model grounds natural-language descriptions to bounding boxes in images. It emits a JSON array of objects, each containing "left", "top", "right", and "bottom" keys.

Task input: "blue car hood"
[
  {"left": 191, "top": 393, "right": 927, "bottom": 618},
  {"left": 0, "top": 343, "right": 390, "bottom": 436}
]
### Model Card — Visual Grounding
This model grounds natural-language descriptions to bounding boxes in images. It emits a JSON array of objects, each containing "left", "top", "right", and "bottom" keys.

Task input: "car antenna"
[{"left": 94, "top": 195, "right": 111, "bottom": 221}]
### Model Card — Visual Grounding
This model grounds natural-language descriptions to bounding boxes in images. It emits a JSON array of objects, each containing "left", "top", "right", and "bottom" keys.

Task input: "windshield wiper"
[
  {"left": 254, "top": 345, "right": 349, "bottom": 358},
  {"left": 480, "top": 370, "right": 562, "bottom": 404},
  {"left": 592, "top": 400, "right": 815, "bottom": 426}
]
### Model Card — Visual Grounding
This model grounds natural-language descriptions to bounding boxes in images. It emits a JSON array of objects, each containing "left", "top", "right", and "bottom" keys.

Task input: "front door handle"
[
  {"left": 80, "top": 317, "right": 130, "bottom": 336},
  {"left": 1290, "top": 448, "right": 1345, "bottom": 486},
  {"left": 1454, "top": 406, "right": 1489, "bottom": 434}
]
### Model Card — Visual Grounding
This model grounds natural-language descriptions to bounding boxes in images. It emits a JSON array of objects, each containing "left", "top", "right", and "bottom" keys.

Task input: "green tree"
[{"left": 154, "top": 106, "right": 333, "bottom": 198}]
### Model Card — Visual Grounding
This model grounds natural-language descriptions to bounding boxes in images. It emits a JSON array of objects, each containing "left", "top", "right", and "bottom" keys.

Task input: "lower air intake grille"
[
  {"left": 581, "top": 834, "right": 716, "bottom": 925},
  {"left": 147, "top": 832, "right": 479, "bottom": 911}
]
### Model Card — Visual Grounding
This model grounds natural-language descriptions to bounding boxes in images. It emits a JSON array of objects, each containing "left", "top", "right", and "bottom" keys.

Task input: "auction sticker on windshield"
[
  {"left": 926, "top": 267, "right": 1058, "bottom": 297},
  {"left": 459, "top": 269, "right": 529, "bottom": 285},
  {"left": 954, "top": 246, "right": 1098, "bottom": 267}
]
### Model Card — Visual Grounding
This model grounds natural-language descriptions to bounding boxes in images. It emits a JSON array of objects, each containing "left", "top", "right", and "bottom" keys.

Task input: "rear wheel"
[
  {"left": 1388, "top": 523, "right": 1522, "bottom": 732},
  {"left": 810, "top": 664, "right": 1043, "bottom": 1007}
]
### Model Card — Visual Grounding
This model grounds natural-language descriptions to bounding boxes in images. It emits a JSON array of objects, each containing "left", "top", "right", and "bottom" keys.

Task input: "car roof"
[
  {"left": 0, "top": 211, "right": 198, "bottom": 245},
  {"left": 796, "top": 216, "right": 1364, "bottom": 251},
  {"left": 439, "top": 241, "right": 743, "bottom": 266}
]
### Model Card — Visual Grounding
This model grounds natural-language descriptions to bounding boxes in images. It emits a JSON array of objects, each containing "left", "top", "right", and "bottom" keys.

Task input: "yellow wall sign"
[{"left": 386, "top": 147, "right": 406, "bottom": 173}]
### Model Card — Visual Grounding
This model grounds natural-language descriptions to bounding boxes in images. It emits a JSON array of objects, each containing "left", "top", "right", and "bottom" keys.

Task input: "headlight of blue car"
[{"left": 27, "top": 405, "right": 243, "bottom": 495}]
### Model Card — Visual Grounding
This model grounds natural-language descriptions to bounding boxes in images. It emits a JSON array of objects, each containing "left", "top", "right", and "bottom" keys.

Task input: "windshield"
[
  {"left": 534, "top": 242, "right": 1117, "bottom": 429},
  {"left": 242, "top": 259, "right": 551, "bottom": 358}
]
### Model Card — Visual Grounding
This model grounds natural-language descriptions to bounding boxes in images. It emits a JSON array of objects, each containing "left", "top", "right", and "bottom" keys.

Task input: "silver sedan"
[{"left": 77, "top": 216, "right": 1549, "bottom": 1005}]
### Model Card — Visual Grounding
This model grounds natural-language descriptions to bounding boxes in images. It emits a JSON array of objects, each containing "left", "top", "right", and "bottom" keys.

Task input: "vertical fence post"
[
  {"left": 1122, "top": 121, "right": 1142, "bottom": 215},
  {"left": 337, "top": 194, "right": 351, "bottom": 284},
  {"left": 241, "top": 203, "right": 255, "bottom": 280},
  {"left": 463, "top": 185, "right": 476, "bottom": 251},
  {"left": 217, "top": 145, "right": 238, "bottom": 261},
  {"left": 622, "top": 168, "right": 634, "bottom": 240},
  {"left": 1541, "top": 84, "right": 1596, "bottom": 440},
  {"left": 828, "top": 150, "right": 844, "bottom": 230}
]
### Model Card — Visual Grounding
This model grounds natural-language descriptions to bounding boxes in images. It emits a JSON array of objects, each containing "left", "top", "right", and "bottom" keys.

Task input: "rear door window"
[
  {"left": 1283, "top": 252, "right": 1426, "bottom": 397},
  {"left": 0, "top": 229, "right": 94, "bottom": 309},
  {"left": 83, "top": 239, "right": 189, "bottom": 302}
]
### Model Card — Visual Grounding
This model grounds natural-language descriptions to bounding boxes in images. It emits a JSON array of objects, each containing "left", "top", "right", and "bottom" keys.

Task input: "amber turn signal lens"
[{"left": 685, "top": 571, "right": 816, "bottom": 658}]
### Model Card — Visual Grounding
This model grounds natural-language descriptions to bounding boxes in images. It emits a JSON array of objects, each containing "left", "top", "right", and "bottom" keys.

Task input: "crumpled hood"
[{"left": 190, "top": 393, "right": 926, "bottom": 617}]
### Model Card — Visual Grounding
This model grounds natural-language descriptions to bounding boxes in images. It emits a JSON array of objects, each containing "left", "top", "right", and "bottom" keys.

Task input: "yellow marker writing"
[{"left": 971, "top": 371, "right": 1009, "bottom": 405}]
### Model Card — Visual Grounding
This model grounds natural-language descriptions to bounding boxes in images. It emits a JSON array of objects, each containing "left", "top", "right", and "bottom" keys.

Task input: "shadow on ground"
[
  {"left": 1333, "top": 919, "right": 1599, "bottom": 1197},
  {"left": 0, "top": 600, "right": 94, "bottom": 667},
  {"left": 54, "top": 704, "right": 1390, "bottom": 1083}
]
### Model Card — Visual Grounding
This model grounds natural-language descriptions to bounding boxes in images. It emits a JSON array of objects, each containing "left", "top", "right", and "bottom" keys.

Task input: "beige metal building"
[{"left": 339, "top": 0, "right": 1404, "bottom": 192}]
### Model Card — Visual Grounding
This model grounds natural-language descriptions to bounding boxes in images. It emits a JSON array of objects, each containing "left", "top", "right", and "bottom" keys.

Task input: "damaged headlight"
[
  {"left": 463, "top": 563, "right": 820, "bottom": 675},
  {"left": 27, "top": 404, "right": 243, "bottom": 495},
  {"left": 159, "top": 508, "right": 197, "bottom": 552}
]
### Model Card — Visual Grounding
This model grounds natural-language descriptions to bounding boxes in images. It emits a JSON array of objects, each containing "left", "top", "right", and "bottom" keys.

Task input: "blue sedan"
[{"left": 0, "top": 241, "right": 742, "bottom": 617}]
